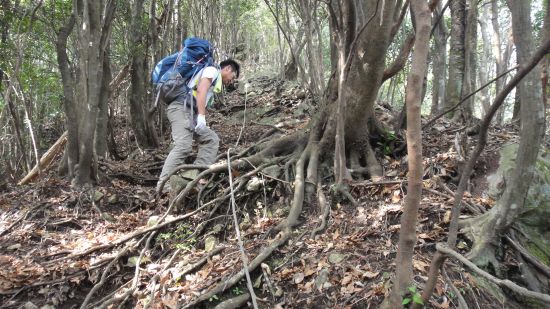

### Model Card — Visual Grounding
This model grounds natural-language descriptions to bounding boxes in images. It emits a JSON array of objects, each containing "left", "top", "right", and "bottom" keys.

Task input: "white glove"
[{"left": 195, "top": 114, "right": 207, "bottom": 132}]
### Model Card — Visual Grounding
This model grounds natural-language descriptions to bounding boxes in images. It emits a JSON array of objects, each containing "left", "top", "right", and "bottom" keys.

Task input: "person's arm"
[{"left": 195, "top": 77, "right": 212, "bottom": 116}]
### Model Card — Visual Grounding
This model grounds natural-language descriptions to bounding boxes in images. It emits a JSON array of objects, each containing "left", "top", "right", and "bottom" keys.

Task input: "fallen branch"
[
  {"left": 437, "top": 243, "right": 550, "bottom": 303},
  {"left": 213, "top": 293, "right": 251, "bottom": 309},
  {"left": 18, "top": 131, "right": 68, "bottom": 185}
]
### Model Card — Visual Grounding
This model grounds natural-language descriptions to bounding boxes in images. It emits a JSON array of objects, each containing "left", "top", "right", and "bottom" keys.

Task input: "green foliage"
[
  {"left": 402, "top": 286, "right": 423, "bottom": 307},
  {"left": 208, "top": 295, "right": 219, "bottom": 302},
  {"left": 232, "top": 286, "right": 244, "bottom": 295},
  {"left": 377, "top": 131, "right": 397, "bottom": 156},
  {"left": 158, "top": 223, "right": 197, "bottom": 250}
]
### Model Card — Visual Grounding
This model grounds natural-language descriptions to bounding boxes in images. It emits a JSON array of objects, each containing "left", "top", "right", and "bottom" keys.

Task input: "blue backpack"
[
  {"left": 151, "top": 37, "right": 215, "bottom": 85},
  {"left": 151, "top": 37, "right": 215, "bottom": 103}
]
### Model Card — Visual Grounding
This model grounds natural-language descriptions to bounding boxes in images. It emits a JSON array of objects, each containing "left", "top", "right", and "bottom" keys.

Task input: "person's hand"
[{"left": 195, "top": 114, "right": 207, "bottom": 132}]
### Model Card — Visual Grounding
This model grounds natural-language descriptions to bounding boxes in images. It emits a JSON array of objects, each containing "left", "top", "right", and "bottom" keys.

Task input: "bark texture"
[
  {"left": 387, "top": 0, "right": 431, "bottom": 306},
  {"left": 444, "top": 0, "right": 465, "bottom": 119},
  {"left": 129, "top": 0, "right": 159, "bottom": 149}
]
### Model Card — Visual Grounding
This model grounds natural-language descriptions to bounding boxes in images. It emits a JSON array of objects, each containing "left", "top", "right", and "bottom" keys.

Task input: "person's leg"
[
  {"left": 157, "top": 103, "right": 194, "bottom": 191},
  {"left": 194, "top": 126, "right": 220, "bottom": 165}
]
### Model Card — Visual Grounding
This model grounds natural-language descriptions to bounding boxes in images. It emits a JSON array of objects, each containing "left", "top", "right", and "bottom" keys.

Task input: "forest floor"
[{"left": 0, "top": 75, "right": 530, "bottom": 308}]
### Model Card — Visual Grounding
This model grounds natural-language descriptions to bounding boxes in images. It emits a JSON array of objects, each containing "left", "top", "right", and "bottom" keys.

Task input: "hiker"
[{"left": 157, "top": 58, "right": 240, "bottom": 193}]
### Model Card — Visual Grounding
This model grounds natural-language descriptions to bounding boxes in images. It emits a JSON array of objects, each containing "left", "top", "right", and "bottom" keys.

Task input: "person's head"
[{"left": 220, "top": 59, "right": 240, "bottom": 86}]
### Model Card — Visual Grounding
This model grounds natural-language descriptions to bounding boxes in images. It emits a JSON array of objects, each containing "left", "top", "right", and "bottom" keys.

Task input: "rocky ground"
[{"left": 0, "top": 74, "right": 537, "bottom": 308}]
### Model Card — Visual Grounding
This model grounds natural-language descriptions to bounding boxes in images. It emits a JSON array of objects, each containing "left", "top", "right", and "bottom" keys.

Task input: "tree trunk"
[
  {"left": 342, "top": 0, "right": 400, "bottom": 177},
  {"left": 542, "top": 0, "right": 550, "bottom": 108},
  {"left": 444, "top": 0, "right": 465, "bottom": 119},
  {"left": 492, "top": 0, "right": 513, "bottom": 125},
  {"left": 72, "top": 0, "right": 116, "bottom": 186},
  {"left": 95, "top": 47, "right": 112, "bottom": 159},
  {"left": 55, "top": 13, "right": 78, "bottom": 178},
  {"left": 430, "top": 1, "right": 447, "bottom": 116},
  {"left": 478, "top": 4, "right": 492, "bottom": 117},
  {"left": 387, "top": 1, "right": 431, "bottom": 306},
  {"left": 129, "top": 0, "right": 159, "bottom": 150},
  {"left": 466, "top": 0, "right": 545, "bottom": 266},
  {"left": 456, "top": 0, "right": 477, "bottom": 123}
]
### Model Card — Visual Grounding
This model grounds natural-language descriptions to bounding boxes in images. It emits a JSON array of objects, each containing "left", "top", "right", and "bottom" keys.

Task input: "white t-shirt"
[{"left": 187, "top": 66, "right": 221, "bottom": 107}]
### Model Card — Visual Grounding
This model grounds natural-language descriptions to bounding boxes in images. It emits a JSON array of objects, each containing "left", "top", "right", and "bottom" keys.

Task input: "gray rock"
[
  {"left": 315, "top": 268, "right": 330, "bottom": 290},
  {"left": 328, "top": 252, "right": 346, "bottom": 264},
  {"left": 263, "top": 166, "right": 282, "bottom": 179},
  {"left": 23, "top": 302, "right": 38, "bottom": 309},
  {"left": 170, "top": 175, "right": 188, "bottom": 194}
]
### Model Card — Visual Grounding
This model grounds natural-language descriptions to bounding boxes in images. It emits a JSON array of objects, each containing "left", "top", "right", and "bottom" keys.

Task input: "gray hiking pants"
[{"left": 157, "top": 102, "right": 219, "bottom": 190}]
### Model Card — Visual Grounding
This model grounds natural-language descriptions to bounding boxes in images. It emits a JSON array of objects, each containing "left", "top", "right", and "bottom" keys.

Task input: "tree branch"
[{"left": 382, "top": 32, "right": 415, "bottom": 83}]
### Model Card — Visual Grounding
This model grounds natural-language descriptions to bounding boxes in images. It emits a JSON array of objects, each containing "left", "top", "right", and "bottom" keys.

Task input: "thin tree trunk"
[
  {"left": 129, "top": 0, "right": 159, "bottom": 149},
  {"left": 492, "top": 0, "right": 513, "bottom": 125},
  {"left": 542, "top": 0, "right": 550, "bottom": 108},
  {"left": 430, "top": 0, "right": 447, "bottom": 115},
  {"left": 444, "top": 0, "right": 465, "bottom": 119},
  {"left": 95, "top": 47, "right": 112, "bottom": 159},
  {"left": 56, "top": 14, "right": 78, "bottom": 177},
  {"left": 73, "top": 0, "right": 116, "bottom": 185},
  {"left": 387, "top": 0, "right": 431, "bottom": 305},
  {"left": 478, "top": 4, "right": 492, "bottom": 116},
  {"left": 456, "top": 0, "right": 477, "bottom": 123}
]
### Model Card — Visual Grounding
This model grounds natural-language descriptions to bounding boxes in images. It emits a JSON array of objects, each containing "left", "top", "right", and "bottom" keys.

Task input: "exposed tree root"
[
  {"left": 506, "top": 234, "right": 550, "bottom": 278},
  {"left": 310, "top": 183, "right": 329, "bottom": 238},
  {"left": 437, "top": 243, "right": 550, "bottom": 304}
]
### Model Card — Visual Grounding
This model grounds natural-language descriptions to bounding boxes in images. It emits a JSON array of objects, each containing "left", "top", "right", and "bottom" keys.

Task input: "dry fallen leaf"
[
  {"left": 413, "top": 259, "right": 430, "bottom": 272},
  {"left": 293, "top": 272, "right": 305, "bottom": 284},
  {"left": 341, "top": 274, "right": 353, "bottom": 286},
  {"left": 362, "top": 271, "right": 379, "bottom": 279}
]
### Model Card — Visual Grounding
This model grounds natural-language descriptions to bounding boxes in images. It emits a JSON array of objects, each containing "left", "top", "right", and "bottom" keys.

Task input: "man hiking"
[{"left": 157, "top": 58, "right": 240, "bottom": 193}]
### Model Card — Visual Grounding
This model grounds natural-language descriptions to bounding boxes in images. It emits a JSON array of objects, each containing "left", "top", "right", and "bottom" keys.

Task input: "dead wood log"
[
  {"left": 17, "top": 131, "right": 68, "bottom": 185},
  {"left": 213, "top": 293, "right": 251, "bottom": 309}
]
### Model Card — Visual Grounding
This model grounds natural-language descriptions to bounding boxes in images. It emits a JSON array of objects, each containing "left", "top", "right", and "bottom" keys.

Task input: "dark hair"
[{"left": 220, "top": 59, "right": 240, "bottom": 78}]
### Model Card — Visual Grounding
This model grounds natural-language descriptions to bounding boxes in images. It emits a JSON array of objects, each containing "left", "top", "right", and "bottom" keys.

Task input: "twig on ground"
[
  {"left": 437, "top": 243, "right": 550, "bottom": 303},
  {"left": 350, "top": 179, "right": 405, "bottom": 186},
  {"left": 442, "top": 268, "right": 469, "bottom": 309},
  {"left": 261, "top": 263, "right": 277, "bottom": 300},
  {"left": 423, "top": 187, "right": 480, "bottom": 215},
  {"left": 144, "top": 248, "right": 180, "bottom": 309},
  {"left": 44, "top": 208, "right": 206, "bottom": 265},
  {"left": 97, "top": 232, "right": 156, "bottom": 309},
  {"left": 0, "top": 209, "right": 31, "bottom": 237},
  {"left": 80, "top": 243, "right": 135, "bottom": 309},
  {"left": 227, "top": 149, "right": 259, "bottom": 308}
]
